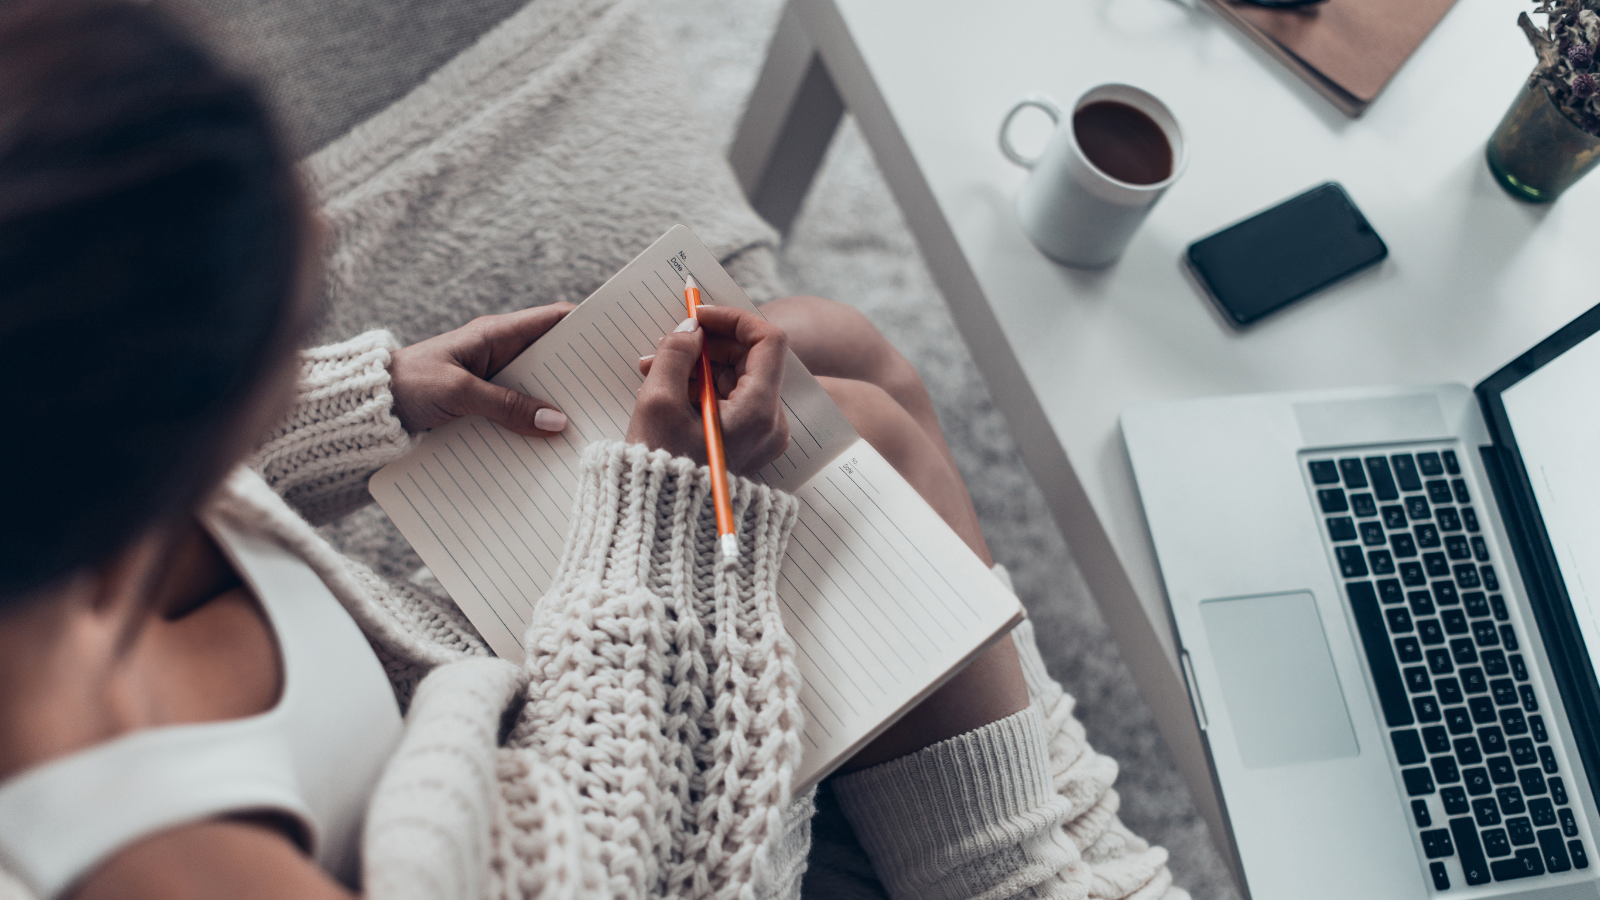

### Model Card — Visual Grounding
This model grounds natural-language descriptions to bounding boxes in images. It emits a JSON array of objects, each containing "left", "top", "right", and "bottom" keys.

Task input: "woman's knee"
[{"left": 762, "top": 295, "right": 931, "bottom": 408}]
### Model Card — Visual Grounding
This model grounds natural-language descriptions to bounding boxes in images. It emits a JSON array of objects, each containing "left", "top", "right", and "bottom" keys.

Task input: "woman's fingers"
[
  {"left": 450, "top": 373, "right": 568, "bottom": 437},
  {"left": 468, "top": 302, "right": 575, "bottom": 375},
  {"left": 624, "top": 319, "right": 705, "bottom": 458}
]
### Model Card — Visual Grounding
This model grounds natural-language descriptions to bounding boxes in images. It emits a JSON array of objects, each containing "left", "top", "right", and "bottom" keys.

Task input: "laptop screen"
[{"left": 1501, "top": 326, "right": 1600, "bottom": 681}]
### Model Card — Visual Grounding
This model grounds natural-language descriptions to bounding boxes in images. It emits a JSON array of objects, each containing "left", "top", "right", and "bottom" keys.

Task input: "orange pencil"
[{"left": 685, "top": 274, "right": 738, "bottom": 560}]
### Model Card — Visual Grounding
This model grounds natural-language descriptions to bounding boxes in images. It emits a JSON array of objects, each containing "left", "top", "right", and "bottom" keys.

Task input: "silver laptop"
[{"left": 1122, "top": 305, "right": 1600, "bottom": 900}]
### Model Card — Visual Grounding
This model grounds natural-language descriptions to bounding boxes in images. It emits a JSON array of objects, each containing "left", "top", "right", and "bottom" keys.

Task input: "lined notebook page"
[{"left": 369, "top": 226, "right": 1022, "bottom": 788}]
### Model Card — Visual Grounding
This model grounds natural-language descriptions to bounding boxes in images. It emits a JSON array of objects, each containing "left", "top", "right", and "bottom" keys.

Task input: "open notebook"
[{"left": 369, "top": 226, "right": 1025, "bottom": 789}]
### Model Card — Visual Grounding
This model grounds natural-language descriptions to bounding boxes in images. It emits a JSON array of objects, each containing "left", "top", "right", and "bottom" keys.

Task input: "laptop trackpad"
[{"left": 1201, "top": 592, "right": 1359, "bottom": 769}]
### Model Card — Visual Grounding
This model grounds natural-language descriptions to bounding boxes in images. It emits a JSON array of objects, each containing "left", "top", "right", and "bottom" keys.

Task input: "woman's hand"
[
  {"left": 626, "top": 306, "right": 790, "bottom": 477},
  {"left": 389, "top": 304, "right": 574, "bottom": 436}
]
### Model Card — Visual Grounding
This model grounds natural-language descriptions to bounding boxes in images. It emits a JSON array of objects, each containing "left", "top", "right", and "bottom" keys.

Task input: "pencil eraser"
[{"left": 720, "top": 533, "right": 739, "bottom": 561}]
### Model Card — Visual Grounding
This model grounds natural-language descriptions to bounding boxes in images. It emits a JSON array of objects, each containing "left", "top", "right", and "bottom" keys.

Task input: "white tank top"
[{"left": 0, "top": 488, "right": 403, "bottom": 897}]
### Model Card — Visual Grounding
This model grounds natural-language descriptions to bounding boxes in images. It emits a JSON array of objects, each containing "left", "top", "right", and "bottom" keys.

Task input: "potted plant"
[{"left": 1487, "top": 0, "right": 1600, "bottom": 202}]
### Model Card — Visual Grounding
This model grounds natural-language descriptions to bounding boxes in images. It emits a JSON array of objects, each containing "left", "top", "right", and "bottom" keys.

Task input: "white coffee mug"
[{"left": 999, "top": 84, "right": 1187, "bottom": 268}]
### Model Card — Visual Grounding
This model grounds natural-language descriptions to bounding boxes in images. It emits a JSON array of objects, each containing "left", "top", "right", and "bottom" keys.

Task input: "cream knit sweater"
[{"left": 208, "top": 329, "right": 1185, "bottom": 900}]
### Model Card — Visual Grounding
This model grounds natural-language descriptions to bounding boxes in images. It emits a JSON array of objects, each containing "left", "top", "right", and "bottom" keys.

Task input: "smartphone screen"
[{"left": 1186, "top": 182, "right": 1387, "bottom": 327}]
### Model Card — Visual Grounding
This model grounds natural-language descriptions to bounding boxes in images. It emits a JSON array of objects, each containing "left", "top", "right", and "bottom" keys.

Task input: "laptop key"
[
  {"left": 1484, "top": 828, "right": 1512, "bottom": 857},
  {"left": 1351, "top": 492, "right": 1377, "bottom": 517},
  {"left": 1366, "top": 457, "right": 1400, "bottom": 500},
  {"left": 1360, "top": 521, "right": 1386, "bottom": 546},
  {"left": 1428, "top": 650, "right": 1455, "bottom": 676},
  {"left": 1338, "top": 458, "right": 1368, "bottom": 487},
  {"left": 1401, "top": 562, "right": 1427, "bottom": 586},
  {"left": 1433, "top": 582, "right": 1460, "bottom": 606},
  {"left": 1452, "top": 817, "right": 1493, "bottom": 884},
  {"left": 1426, "top": 480, "right": 1454, "bottom": 504},
  {"left": 1539, "top": 828, "right": 1572, "bottom": 873},
  {"left": 1442, "top": 786, "right": 1470, "bottom": 814},
  {"left": 1561, "top": 807, "right": 1579, "bottom": 837},
  {"left": 1454, "top": 736, "right": 1482, "bottom": 765},
  {"left": 1498, "top": 786, "right": 1526, "bottom": 815},
  {"left": 1415, "top": 697, "right": 1442, "bottom": 722},
  {"left": 1422, "top": 827, "right": 1455, "bottom": 859},
  {"left": 1521, "top": 769, "right": 1548, "bottom": 798},
  {"left": 1418, "top": 620, "right": 1445, "bottom": 646},
  {"left": 1489, "top": 756, "right": 1516, "bottom": 784},
  {"left": 1437, "top": 508, "right": 1462, "bottom": 531},
  {"left": 1541, "top": 746, "right": 1559, "bottom": 775},
  {"left": 1492, "top": 848, "right": 1546, "bottom": 881},
  {"left": 1405, "top": 666, "right": 1432, "bottom": 693},
  {"left": 1433, "top": 756, "right": 1462, "bottom": 784},
  {"left": 1424, "top": 726, "right": 1452, "bottom": 754},
  {"left": 1530, "top": 799, "right": 1557, "bottom": 827},
  {"left": 1464, "top": 767, "right": 1493, "bottom": 795},
  {"left": 1336, "top": 545, "right": 1368, "bottom": 578},
  {"left": 1512, "top": 655, "right": 1529, "bottom": 683},
  {"left": 1408, "top": 591, "right": 1435, "bottom": 616},
  {"left": 1480, "top": 726, "right": 1506, "bottom": 755},
  {"left": 1442, "top": 450, "right": 1461, "bottom": 474},
  {"left": 1482, "top": 566, "right": 1499, "bottom": 590},
  {"left": 1453, "top": 478, "right": 1472, "bottom": 504},
  {"left": 1483, "top": 650, "right": 1508, "bottom": 676},
  {"left": 1383, "top": 505, "right": 1408, "bottom": 529},
  {"left": 1327, "top": 517, "right": 1357, "bottom": 541},
  {"left": 1319, "top": 488, "right": 1349, "bottom": 513},
  {"left": 1493, "top": 680, "right": 1520, "bottom": 707},
  {"left": 1445, "top": 707, "right": 1474, "bottom": 734},
  {"left": 1413, "top": 799, "right": 1433, "bottom": 827},
  {"left": 1572, "top": 840, "right": 1589, "bottom": 869},
  {"left": 1473, "top": 536, "right": 1490, "bottom": 562},
  {"left": 1451, "top": 638, "right": 1478, "bottom": 665},
  {"left": 1390, "top": 532, "right": 1418, "bottom": 557},
  {"left": 1465, "top": 592, "right": 1491, "bottom": 617},
  {"left": 1442, "top": 609, "right": 1468, "bottom": 635},
  {"left": 1500, "top": 707, "right": 1527, "bottom": 735},
  {"left": 1407, "top": 496, "right": 1433, "bottom": 521},
  {"left": 1521, "top": 685, "right": 1538, "bottom": 712},
  {"left": 1502, "top": 627, "right": 1519, "bottom": 652},
  {"left": 1387, "top": 607, "right": 1414, "bottom": 633},
  {"left": 1491, "top": 595, "right": 1509, "bottom": 621},
  {"left": 1462, "top": 667, "right": 1487, "bottom": 693},
  {"left": 1446, "top": 535, "right": 1472, "bottom": 560},
  {"left": 1471, "top": 696, "right": 1499, "bottom": 724},
  {"left": 1396, "top": 637, "right": 1423, "bottom": 662},
  {"left": 1439, "top": 678, "right": 1463, "bottom": 705},
  {"left": 1393, "top": 729, "right": 1426, "bottom": 764},
  {"left": 1392, "top": 454, "right": 1423, "bottom": 492},
  {"left": 1475, "top": 797, "right": 1504, "bottom": 826},
  {"left": 1474, "top": 621, "right": 1500, "bottom": 647},
  {"left": 1430, "top": 861, "right": 1451, "bottom": 890},
  {"left": 1347, "top": 582, "right": 1415, "bottom": 726},
  {"left": 1551, "top": 777, "right": 1568, "bottom": 805},
  {"left": 1377, "top": 579, "right": 1404, "bottom": 603},
  {"left": 1369, "top": 550, "right": 1395, "bottom": 575},
  {"left": 1463, "top": 507, "right": 1480, "bottom": 532},
  {"left": 1509, "top": 738, "right": 1536, "bottom": 766},
  {"left": 1509, "top": 816, "right": 1536, "bottom": 845},
  {"left": 1415, "top": 523, "right": 1441, "bottom": 547},
  {"left": 1456, "top": 565, "right": 1482, "bottom": 589},
  {"left": 1309, "top": 460, "right": 1340, "bottom": 483},
  {"left": 1425, "top": 553, "right": 1451, "bottom": 577},
  {"left": 1405, "top": 766, "right": 1437, "bottom": 796}
]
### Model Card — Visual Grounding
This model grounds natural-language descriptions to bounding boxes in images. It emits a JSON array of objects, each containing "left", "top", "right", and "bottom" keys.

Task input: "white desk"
[{"left": 730, "top": 0, "right": 1600, "bottom": 887}]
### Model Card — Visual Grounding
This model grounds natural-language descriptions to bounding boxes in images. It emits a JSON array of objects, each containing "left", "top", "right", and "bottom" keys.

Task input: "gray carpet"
[{"left": 200, "top": 1, "right": 1239, "bottom": 896}]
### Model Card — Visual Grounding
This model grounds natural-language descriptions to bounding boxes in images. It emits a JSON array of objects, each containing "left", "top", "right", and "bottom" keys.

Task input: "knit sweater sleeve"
[
  {"left": 831, "top": 618, "right": 1188, "bottom": 900},
  {"left": 247, "top": 330, "right": 416, "bottom": 524},
  {"left": 502, "top": 440, "right": 808, "bottom": 900}
]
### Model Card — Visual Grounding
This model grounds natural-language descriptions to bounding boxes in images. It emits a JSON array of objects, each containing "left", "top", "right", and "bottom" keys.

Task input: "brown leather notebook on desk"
[{"left": 1205, "top": 0, "right": 1460, "bottom": 116}]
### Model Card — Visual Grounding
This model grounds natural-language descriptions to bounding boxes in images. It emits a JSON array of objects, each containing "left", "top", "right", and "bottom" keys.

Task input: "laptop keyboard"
[{"left": 1306, "top": 448, "right": 1591, "bottom": 892}]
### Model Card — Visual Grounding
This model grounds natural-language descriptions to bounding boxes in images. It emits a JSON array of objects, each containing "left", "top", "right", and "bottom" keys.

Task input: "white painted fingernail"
[
  {"left": 674, "top": 318, "right": 699, "bottom": 333},
  {"left": 533, "top": 408, "right": 567, "bottom": 431},
  {"left": 639, "top": 354, "right": 655, "bottom": 363}
]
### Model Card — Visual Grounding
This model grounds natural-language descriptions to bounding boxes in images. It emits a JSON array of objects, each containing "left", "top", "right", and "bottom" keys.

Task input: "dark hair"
[{"left": 0, "top": 0, "right": 304, "bottom": 602}]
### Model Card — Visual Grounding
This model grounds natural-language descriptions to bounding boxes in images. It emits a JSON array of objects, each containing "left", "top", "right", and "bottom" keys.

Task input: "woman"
[{"left": 0, "top": 2, "right": 1183, "bottom": 899}]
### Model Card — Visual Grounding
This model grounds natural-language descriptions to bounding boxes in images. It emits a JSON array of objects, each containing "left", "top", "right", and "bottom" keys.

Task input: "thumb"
[{"left": 453, "top": 375, "right": 568, "bottom": 436}]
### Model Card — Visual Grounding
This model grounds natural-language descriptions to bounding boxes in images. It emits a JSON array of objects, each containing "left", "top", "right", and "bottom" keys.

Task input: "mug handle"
[{"left": 999, "top": 94, "right": 1062, "bottom": 169}]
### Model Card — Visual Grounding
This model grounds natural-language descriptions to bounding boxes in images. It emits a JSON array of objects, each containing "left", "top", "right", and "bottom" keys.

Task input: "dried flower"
[{"left": 1520, "top": 0, "right": 1600, "bottom": 137}]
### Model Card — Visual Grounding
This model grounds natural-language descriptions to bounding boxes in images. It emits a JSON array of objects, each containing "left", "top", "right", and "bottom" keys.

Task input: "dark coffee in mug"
[{"left": 1071, "top": 100, "right": 1173, "bottom": 186}]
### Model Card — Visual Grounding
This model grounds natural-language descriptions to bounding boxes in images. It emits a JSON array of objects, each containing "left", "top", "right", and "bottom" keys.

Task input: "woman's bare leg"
[{"left": 818, "top": 375, "right": 1025, "bottom": 771}]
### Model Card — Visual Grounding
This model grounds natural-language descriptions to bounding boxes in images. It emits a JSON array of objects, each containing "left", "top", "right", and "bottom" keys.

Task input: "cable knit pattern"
[
  {"left": 512, "top": 441, "right": 805, "bottom": 900},
  {"left": 248, "top": 329, "right": 418, "bottom": 525},
  {"left": 830, "top": 619, "right": 1186, "bottom": 900}
]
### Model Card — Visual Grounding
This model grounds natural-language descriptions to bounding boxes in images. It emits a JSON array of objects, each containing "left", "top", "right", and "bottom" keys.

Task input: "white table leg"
[{"left": 727, "top": 0, "right": 844, "bottom": 235}]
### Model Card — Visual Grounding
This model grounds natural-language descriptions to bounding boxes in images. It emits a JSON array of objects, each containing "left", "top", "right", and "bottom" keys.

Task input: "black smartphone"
[{"left": 1186, "top": 182, "right": 1387, "bottom": 328}]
